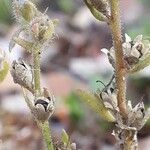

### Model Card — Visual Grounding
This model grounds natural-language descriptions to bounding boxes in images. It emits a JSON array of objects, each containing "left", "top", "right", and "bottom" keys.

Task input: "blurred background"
[{"left": 0, "top": 0, "right": 150, "bottom": 149}]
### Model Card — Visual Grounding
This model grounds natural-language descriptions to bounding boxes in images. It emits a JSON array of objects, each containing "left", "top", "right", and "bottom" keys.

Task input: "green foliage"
[
  {"left": 127, "top": 17, "right": 150, "bottom": 38},
  {"left": 0, "top": 0, "right": 12, "bottom": 24},
  {"left": 61, "top": 129, "right": 69, "bottom": 147},
  {"left": 58, "top": 0, "right": 75, "bottom": 13},
  {"left": 19, "top": 0, "right": 38, "bottom": 22},
  {"left": 0, "top": 61, "right": 9, "bottom": 82},
  {"left": 97, "top": 120, "right": 113, "bottom": 131},
  {"left": 65, "top": 92, "right": 84, "bottom": 124},
  {"left": 60, "top": 129, "right": 76, "bottom": 150},
  {"left": 139, "top": 0, "right": 150, "bottom": 5},
  {"left": 0, "top": 50, "right": 9, "bottom": 83}
]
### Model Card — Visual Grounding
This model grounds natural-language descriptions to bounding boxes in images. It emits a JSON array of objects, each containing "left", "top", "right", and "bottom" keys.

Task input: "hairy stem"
[
  {"left": 32, "top": 45, "right": 54, "bottom": 149},
  {"left": 32, "top": 44, "right": 41, "bottom": 96},
  {"left": 109, "top": 1, "right": 137, "bottom": 149},
  {"left": 38, "top": 121, "right": 54, "bottom": 150},
  {"left": 109, "top": 0, "right": 127, "bottom": 119}
]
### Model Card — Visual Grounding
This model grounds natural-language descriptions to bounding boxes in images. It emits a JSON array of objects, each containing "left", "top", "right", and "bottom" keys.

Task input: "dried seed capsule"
[
  {"left": 97, "top": 76, "right": 118, "bottom": 112},
  {"left": 129, "top": 102, "right": 145, "bottom": 130},
  {"left": 124, "top": 56, "right": 139, "bottom": 66},
  {"left": 32, "top": 96, "right": 55, "bottom": 122},
  {"left": 101, "top": 34, "right": 150, "bottom": 72},
  {"left": 10, "top": 58, "right": 33, "bottom": 93}
]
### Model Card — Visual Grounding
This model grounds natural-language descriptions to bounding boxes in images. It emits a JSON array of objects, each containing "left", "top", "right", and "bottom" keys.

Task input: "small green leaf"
[
  {"left": 61, "top": 129, "right": 69, "bottom": 146},
  {"left": 20, "top": 0, "right": 38, "bottom": 22},
  {"left": 76, "top": 89, "right": 115, "bottom": 122},
  {"left": 0, "top": 60, "right": 9, "bottom": 83},
  {"left": 83, "top": 0, "right": 108, "bottom": 22}
]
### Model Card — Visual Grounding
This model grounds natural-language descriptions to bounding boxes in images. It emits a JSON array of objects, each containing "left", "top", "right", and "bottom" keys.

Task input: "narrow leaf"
[
  {"left": 0, "top": 61, "right": 9, "bottom": 82},
  {"left": 61, "top": 129, "right": 69, "bottom": 145},
  {"left": 83, "top": 0, "right": 108, "bottom": 22},
  {"left": 76, "top": 89, "right": 115, "bottom": 122}
]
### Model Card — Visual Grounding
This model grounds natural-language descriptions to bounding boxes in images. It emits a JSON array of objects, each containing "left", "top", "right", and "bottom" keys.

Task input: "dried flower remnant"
[
  {"left": 98, "top": 83, "right": 150, "bottom": 148},
  {"left": 112, "top": 101, "right": 150, "bottom": 149},
  {"left": 10, "top": 58, "right": 33, "bottom": 93},
  {"left": 33, "top": 96, "right": 55, "bottom": 122},
  {"left": 98, "top": 81, "right": 150, "bottom": 131},
  {"left": 78, "top": 77, "right": 150, "bottom": 149},
  {"left": 101, "top": 34, "right": 150, "bottom": 73},
  {"left": 98, "top": 83, "right": 118, "bottom": 112},
  {"left": 23, "top": 88, "right": 55, "bottom": 123},
  {"left": 112, "top": 128, "right": 138, "bottom": 150}
]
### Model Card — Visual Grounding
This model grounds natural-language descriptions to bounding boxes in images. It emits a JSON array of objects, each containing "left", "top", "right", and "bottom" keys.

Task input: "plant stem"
[
  {"left": 32, "top": 44, "right": 41, "bottom": 96},
  {"left": 119, "top": 130, "right": 138, "bottom": 150},
  {"left": 109, "top": 1, "right": 138, "bottom": 149},
  {"left": 32, "top": 45, "right": 54, "bottom": 149},
  {"left": 109, "top": 0, "right": 127, "bottom": 119},
  {"left": 38, "top": 121, "right": 54, "bottom": 150}
]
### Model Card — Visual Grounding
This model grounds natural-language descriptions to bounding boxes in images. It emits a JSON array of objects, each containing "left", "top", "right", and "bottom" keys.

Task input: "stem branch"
[{"left": 109, "top": 0, "right": 127, "bottom": 119}]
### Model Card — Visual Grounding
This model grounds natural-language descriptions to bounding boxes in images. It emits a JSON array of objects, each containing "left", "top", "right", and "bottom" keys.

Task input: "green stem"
[
  {"left": 32, "top": 44, "right": 41, "bottom": 96},
  {"left": 38, "top": 121, "right": 54, "bottom": 150},
  {"left": 32, "top": 45, "right": 54, "bottom": 149},
  {"left": 109, "top": 0, "right": 127, "bottom": 120}
]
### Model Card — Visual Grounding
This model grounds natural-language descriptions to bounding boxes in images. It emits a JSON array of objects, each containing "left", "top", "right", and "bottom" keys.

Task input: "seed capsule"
[
  {"left": 10, "top": 58, "right": 33, "bottom": 93},
  {"left": 32, "top": 96, "right": 55, "bottom": 122},
  {"left": 129, "top": 102, "right": 145, "bottom": 130}
]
